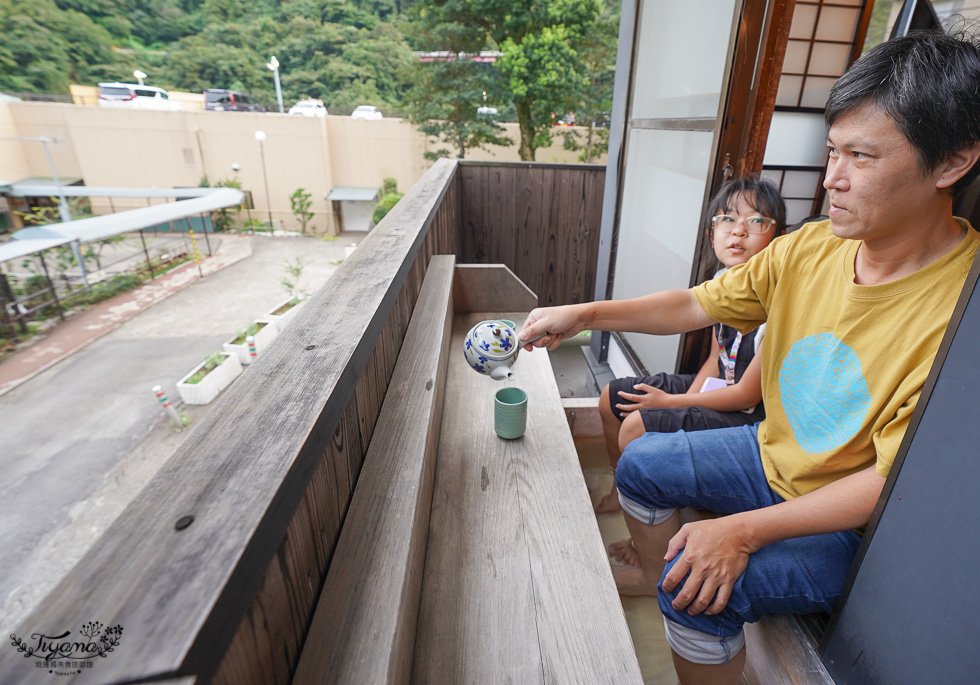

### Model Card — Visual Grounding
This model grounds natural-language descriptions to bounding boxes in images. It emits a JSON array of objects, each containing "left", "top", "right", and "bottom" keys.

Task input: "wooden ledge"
[{"left": 414, "top": 311, "right": 642, "bottom": 683}]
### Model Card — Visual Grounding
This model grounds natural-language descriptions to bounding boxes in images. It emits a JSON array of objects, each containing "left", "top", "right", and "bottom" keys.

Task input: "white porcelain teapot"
[{"left": 463, "top": 319, "right": 546, "bottom": 381}]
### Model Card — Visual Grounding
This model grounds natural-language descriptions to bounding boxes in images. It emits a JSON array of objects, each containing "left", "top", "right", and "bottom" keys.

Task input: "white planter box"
[
  {"left": 222, "top": 318, "right": 279, "bottom": 365},
  {"left": 177, "top": 353, "right": 243, "bottom": 405},
  {"left": 266, "top": 298, "right": 305, "bottom": 330}
]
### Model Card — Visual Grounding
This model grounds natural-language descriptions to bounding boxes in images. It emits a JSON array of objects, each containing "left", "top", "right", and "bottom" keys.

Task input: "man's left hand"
[{"left": 661, "top": 516, "right": 755, "bottom": 616}]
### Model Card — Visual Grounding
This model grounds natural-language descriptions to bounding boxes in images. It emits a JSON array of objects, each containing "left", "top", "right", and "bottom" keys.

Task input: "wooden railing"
[{"left": 1, "top": 159, "right": 604, "bottom": 684}]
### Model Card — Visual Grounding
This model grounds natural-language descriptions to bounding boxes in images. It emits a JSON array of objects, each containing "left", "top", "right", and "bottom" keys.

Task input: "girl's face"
[{"left": 709, "top": 192, "right": 778, "bottom": 268}]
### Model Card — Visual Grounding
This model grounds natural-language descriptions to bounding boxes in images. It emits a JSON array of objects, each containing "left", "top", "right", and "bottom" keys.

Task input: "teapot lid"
[{"left": 468, "top": 320, "right": 519, "bottom": 360}]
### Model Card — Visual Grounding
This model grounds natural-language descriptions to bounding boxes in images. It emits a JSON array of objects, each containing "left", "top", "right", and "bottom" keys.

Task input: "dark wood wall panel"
[
  {"left": 457, "top": 162, "right": 603, "bottom": 306},
  {"left": 213, "top": 169, "right": 460, "bottom": 685}
]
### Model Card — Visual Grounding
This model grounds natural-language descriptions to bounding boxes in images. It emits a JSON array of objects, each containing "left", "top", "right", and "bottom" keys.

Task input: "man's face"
[{"left": 823, "top": 103, "right": 942, "bottom": 245}]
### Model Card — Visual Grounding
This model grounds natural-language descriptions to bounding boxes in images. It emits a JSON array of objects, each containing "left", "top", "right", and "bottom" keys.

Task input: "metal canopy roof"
[
  {"left": 1, "top": 181, "right": 216, "bottom": 199},
  {"left": 326, "top": 187, "right": 379, "bottom": 202},
  {"left": 0, "top": 186, "right": 244, "bottom": 264}
]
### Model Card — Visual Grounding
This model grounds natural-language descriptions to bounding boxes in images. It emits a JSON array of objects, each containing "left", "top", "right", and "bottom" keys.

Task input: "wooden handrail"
[
  {"left": 2, "top": 159, "right": 460, "bottom": 684},
  {"left": 3, "top": 159, "right": 605, "bottom": 685}
]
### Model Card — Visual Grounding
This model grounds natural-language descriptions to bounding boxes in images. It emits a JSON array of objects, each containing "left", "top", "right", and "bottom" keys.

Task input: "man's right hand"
[{"left": 520, "top": 305, "right": 585, "bottom": 351}]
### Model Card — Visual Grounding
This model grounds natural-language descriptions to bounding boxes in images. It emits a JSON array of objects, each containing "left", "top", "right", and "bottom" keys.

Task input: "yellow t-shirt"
[{"left": 694, "top": 219, "right": 979, "bottom": 501}]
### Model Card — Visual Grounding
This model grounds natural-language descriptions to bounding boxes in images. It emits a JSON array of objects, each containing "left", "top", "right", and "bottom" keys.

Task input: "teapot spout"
[{"left": 490, "top": 365, "right": 515, "bottom": 381}]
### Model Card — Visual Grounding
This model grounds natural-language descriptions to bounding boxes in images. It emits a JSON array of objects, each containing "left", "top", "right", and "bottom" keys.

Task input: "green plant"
[
  {"left": 243, "top": 218, "right": 272, "bottom": 233},
  {"left": 67, "top": 273, "right": 142, "bottom": 307},
  {"left": 186, "top": 352, "right": 227, "bottom": 384},
  {"left": 281, "top": 255, "right": 308, "bottom": 300},
  {"left": 290, "top": 187, "right": 314, "bottom": 234},
  {"left": 372, "top": 192, "right": 404, "bottom": 225},
  {"left": 210, "top": 178, "right": 243, "bottom": 232},
  {"left": 381, "top": 177, "right": 398, "bottom": 196},
  {"left": 14, "top": 197, "right": 92, "bottom": 226},
  {"left": 231, "top": 321, "right": 264, "bottom": 345}
]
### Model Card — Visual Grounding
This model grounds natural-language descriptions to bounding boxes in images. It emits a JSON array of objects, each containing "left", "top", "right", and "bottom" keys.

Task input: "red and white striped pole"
[
  {"left": 153, "top": 385, "right": 183, "bottom": 430},
  {"left": 247, "top": 335, "right": 257, "bottom": 362}
]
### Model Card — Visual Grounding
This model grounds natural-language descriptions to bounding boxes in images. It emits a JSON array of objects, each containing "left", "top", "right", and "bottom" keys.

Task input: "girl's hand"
[
  {"left": 615, "top": 383, "right": 676, "bottom": 412},
  {"left": 520, "top": 306, "right": 584, "bottom": 351}
]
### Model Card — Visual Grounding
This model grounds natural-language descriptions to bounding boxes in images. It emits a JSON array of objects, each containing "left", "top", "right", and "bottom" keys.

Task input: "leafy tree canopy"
[{"left": 2, "top": 0, "right": 617, "bottom": 161}]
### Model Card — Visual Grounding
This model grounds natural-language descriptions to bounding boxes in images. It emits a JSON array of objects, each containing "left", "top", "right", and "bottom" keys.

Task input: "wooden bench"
[{"left": 293, "top": 259, "right": 642, "bottom": 683}]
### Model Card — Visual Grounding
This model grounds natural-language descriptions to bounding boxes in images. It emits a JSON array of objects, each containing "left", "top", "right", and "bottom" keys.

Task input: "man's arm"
[
  {"left": 520, "top": 289, "right": 715, "bottom": 350},
  {"left": 662, "top": 465, "right": 885, "bottom": 616}
]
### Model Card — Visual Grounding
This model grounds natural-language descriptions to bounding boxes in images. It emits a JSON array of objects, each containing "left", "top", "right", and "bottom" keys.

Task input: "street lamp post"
[
  {"left": 266, "top": 56, "right": 284, "bottom": 113},
  {"left": 254, "top": 130, "right": 274, "bottom": 229}
]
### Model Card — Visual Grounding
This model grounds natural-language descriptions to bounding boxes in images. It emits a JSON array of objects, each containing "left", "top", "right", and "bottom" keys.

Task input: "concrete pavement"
[{"left": 0, "top": 233, "right": 359, "bottom": 629}]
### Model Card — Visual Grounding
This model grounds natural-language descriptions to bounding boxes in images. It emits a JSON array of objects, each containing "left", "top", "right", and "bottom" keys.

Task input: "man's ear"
[{"left": 937, "top": 142, "right": 980, "bottom": 189}]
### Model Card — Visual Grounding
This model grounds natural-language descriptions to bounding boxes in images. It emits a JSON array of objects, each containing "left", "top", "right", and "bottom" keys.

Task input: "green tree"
[
  {"left": 413, "top": 0, "right": 601, "bottom": 161},
  {"left": 0, "top": 0, "right": 127, "bottom": 93},
  {"left": 408, "top": 57, "right": 512, "bottom": 159},
  {"left": 290, "top": 187, "right": 314, "bottom": 233},
  {"left": 558, "top": 4, "right": 617, "bottom": 162}
]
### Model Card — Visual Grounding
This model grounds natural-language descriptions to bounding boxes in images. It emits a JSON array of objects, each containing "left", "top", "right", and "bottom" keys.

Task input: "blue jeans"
[{"left": 615, "top": 424, "right": 861, "bottom": 637}]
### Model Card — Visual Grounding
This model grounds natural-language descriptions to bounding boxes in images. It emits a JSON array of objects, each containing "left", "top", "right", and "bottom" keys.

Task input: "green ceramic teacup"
[{"left": 494, "top": 387, "right": 528, "bottom": 439}]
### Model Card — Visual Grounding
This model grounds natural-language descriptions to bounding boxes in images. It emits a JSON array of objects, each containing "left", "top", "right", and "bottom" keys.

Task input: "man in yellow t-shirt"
[{"left": 519, "top": 31, "right": 980, "bottom": 685}]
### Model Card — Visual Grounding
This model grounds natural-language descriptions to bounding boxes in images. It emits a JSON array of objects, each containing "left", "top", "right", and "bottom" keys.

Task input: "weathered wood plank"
[
  {"left": 457, "top": 162, "right": 604, "bottom": 307},
  {"left": 212, "top": 211, "right": 460, "bottom": 684},
  {"left": 743, "top": 616, "right": 835, "bottom": 685},
  {"left": 414, "top": 311, "right": 642, "bottom": 684},
  {"left": 452, "top": 263, "right": 538, "bottom": 313},
  {"left": 292, "top": 255, "right": 455, "bottom": 684},
  {"left": 0, "top": 159, "right": 461, "bottom": 685}
]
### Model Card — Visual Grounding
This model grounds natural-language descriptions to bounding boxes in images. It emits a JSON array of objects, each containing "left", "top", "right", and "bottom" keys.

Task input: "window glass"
[
  {"left": 630, "top": 0, "right": 737, "bottom": 119},
  {"left": 100, "top": 86, "right": 130, "bottom": 96},
  {"left": 135, "top": 89, "right": 157, "bottom": 98},
  {"left": 613, "top": 128, "right": 714, "bottom": 371}
]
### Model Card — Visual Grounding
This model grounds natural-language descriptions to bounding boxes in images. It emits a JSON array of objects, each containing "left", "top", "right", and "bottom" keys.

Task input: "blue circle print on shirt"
[{"left": 779, "top": 332, "right": 872, "bottom": 454}]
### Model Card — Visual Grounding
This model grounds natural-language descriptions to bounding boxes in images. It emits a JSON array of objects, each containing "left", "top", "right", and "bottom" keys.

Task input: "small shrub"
[
  {"left": 186, "top": 352, "right": 227, "bottom": 384},
  {"left": 372, "top": 192, "right": 404, "bottom": 225},
  {"left": 231, "top": 321, "right": 265, "bottom": 345}
]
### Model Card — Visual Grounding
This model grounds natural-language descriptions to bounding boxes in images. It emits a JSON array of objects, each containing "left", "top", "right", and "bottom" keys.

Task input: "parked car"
[
  {"left": 204, "top": 89, "right": 266, "bottom": 113},
  {"left": 477, "top": 106, "right": 499, "bottom": 120},
  {"left": 97, "top": 82, "right": 183, "bottom": 111},
  {"left": 288, "top": 99, "right": 328, "bottom": 118},
  {"left": 351, "top": 105, "right": 383, "bottom": 120}
]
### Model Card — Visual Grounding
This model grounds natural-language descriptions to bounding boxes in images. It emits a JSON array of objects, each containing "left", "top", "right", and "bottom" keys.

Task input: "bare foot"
[
  {"left": 594, "top": 485, "right": 620, "bottom": 513},
  {"left": 612, "top": 564, "right": 659, "bottom": 597},
  {"left": 608, "top": 538, "right": 641, "bottom": 568}
]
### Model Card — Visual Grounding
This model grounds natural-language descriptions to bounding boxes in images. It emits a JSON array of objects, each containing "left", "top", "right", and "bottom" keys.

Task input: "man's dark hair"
[
  {"left": 825, "top": 30, "right": 980, "bottom": 193},
  {"left": 707, "top": 176, "right": 787, "bottom": 235}
]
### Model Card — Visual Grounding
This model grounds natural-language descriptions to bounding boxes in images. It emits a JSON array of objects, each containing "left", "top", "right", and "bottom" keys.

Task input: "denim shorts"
[{"left": 615, "top": 424, "right": 862, "bottom": 638}]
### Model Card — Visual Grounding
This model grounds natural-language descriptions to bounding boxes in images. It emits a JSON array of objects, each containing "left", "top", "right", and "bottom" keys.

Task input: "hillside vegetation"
[{"left": 0, "top": 0, "right": 617, "bottom": 160}]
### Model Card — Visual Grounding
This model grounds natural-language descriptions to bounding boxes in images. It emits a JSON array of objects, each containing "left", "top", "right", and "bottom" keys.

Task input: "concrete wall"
[{"left": 0, "top": 101, "right": 605, "bottom": 234}]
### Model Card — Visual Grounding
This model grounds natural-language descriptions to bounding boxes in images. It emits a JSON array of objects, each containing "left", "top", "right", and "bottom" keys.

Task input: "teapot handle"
[{"left": 521, "top": 331, "right": 550, "bottom": 346}]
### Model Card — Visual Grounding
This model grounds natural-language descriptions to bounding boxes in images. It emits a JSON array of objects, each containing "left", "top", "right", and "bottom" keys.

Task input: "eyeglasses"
[{"left": 711, "top": 215, "right": 776, "bottom": 234}]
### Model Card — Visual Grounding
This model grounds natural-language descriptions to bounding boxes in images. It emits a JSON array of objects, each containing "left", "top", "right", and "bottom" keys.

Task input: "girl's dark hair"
[
  {"left": 706, "top": 176, "right": 787, "bottom": 235},
  {"left": 825, "top": 29, "right": 980, "bottom": 193}
]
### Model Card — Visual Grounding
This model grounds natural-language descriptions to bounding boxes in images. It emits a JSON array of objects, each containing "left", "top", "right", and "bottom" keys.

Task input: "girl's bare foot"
[
  {"left": 608, "top": 537, "right": 641, "bottom": 567},
  {"left": 594, "top": 485, "right": 620, "bottom": 513}
]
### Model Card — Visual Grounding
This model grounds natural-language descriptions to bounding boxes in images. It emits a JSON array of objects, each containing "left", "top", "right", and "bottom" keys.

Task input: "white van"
[{"left": 97, "top": 83, "right": 184, "bottom": 111}]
